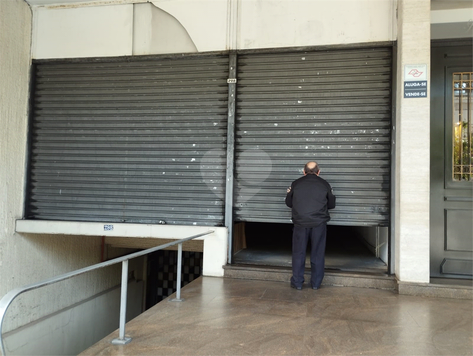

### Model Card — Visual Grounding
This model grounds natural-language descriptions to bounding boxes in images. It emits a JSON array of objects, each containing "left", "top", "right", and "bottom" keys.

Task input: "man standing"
[{"left": 285, "top": 161, "right": 336, "bottom": 290}]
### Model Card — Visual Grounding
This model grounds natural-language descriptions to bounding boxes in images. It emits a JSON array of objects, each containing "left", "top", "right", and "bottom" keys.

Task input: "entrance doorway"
[
  {"left": 430, "top": 41, "right": 473, "bottom": 279},
  {"left": 233, "top": 222, "right": 388, "bottom": 274},
  {"left": 232, "top": 47, "right": 393, "bottom": 275}
]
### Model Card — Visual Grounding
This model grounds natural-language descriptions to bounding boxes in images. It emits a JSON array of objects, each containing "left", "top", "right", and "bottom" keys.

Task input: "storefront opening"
[{"left": 233, "top": 222, "right": 388, "bottom": 274}]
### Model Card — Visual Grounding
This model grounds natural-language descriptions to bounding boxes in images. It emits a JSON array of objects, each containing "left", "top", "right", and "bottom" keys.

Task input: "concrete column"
[{"left": 395, "top": 0, "right": 431, "bottom": 283}]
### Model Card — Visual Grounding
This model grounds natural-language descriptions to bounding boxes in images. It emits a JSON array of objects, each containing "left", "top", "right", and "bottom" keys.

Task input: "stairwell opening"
[
  {"left": 145, "top": 250, "right": 203, "bottom": 310},
  {"left": 232, "top": 222, "right": 388, "bottom": 274}
]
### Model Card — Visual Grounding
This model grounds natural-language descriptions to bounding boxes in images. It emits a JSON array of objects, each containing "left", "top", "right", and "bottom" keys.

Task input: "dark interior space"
[
  {"left": 146, "top": 250, "right": 203, "bottom": 310},
  {"left": 233, "top": 222, "right": 387, "bottom": 274}
]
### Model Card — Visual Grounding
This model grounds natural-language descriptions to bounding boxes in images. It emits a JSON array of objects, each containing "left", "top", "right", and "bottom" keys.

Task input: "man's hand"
[{"left": 287, "top": 187, "right": 291, "bottom": 193}]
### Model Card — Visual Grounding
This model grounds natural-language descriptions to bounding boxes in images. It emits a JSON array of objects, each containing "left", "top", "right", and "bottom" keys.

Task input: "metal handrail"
[{"left": 0, "top": 230, "right": 214, "bottom": 356}]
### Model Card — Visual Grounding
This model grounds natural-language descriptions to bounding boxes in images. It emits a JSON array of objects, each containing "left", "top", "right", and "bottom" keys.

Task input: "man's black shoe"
[
  {"left": 291, "top": 283, "right": 302, "bottom": 290},
  {"left": 311, "top": 285, "right": 320, "bottom": 290}
]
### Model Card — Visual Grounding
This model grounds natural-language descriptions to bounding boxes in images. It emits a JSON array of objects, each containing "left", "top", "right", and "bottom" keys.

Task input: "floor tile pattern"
[{"left": 81, "top": 277, "right": 473, "bottom": 356}]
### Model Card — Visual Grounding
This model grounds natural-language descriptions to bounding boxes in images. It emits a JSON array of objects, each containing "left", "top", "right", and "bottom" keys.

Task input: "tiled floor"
[{"left": 81, "top": 277, "right": 473, "bottom": 356}]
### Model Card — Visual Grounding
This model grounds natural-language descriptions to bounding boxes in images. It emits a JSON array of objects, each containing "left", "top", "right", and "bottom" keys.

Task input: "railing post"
[
  {"left": 0, "top": 230, "right": 212, "bottom": 353},
  {"left": 171, "top": 243, "right": 184, "bottom": 302},
  {"left": 112, "top": 260, "right": 132, "bottom": 345}
]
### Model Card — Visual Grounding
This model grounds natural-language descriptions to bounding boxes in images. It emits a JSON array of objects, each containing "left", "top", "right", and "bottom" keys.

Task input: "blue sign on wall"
[{"left": 404, "top": 80, "right": 428, "bottom": 98}]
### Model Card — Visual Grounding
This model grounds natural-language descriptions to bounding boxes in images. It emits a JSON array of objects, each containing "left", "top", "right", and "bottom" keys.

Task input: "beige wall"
[
  {"left": 32, "top": 4, "right": 133, "bottom": 59},
  {"left": 32, "top": 0, "right": 397, "bottom": 58},
  {"left": 0, "top": 0, "right": 32, "bottom": 324},
  {"left": 0, "top": 1, "right": 30, "bottom": 242},
  {"left": 235, "top": 0, "right": 396, "bottom": 50},
  {"left": 395, "top": 0, "right": 431, "bottom": 283},
  {"left": 0, "top": 0, "right": 124, "bottom": 332},
  {"left": 3, "top": 280, "right": 143, "bottom": 355},
  {"left": 29, "top": 0, "right": 471, "bottom": 58},
  {"left": 133, "top": 3, "right": 198, "bottom": 55}
]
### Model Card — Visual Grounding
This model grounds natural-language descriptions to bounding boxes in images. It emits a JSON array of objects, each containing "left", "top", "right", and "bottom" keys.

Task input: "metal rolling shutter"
[
  {"left": 234, "top": 47, "right": 392, "bottom": 226},
  {"left": 27, "top": 55, "right": 229, "bottom": 226}
]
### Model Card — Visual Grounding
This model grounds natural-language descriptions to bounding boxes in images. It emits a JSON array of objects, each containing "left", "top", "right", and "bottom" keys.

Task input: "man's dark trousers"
[{"left": 290, "top": 223, "right": 327, "bottom": 289}]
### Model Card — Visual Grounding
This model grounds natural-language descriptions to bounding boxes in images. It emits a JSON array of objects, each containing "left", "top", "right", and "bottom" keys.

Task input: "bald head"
[{"left": 304, "top": 161, "right": 320, "bottom": 175}]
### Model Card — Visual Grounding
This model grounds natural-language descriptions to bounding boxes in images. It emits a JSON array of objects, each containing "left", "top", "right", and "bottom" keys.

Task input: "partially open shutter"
[
  {"left": 27, "top": 55, "right": 229, "bottom": 226},
  {"left": 234, "top": 47, "right": 392, "bottom": 226}
]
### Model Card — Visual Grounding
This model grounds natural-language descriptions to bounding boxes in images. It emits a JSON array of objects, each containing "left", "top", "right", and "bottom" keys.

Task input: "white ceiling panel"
[{"left": 25, "top": 0, "right": 144, "bottom": 6}]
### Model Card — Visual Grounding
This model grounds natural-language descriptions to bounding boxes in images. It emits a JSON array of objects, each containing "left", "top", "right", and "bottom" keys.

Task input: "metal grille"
[
  {"left": 234, "top": 47, "right": 392, "bottom": 226},
  {"left": 27, "top": 55, "right": 229, "bottom": 226},
  {"left": 453, "top": 72, "right": 473, "bottom": 181}
]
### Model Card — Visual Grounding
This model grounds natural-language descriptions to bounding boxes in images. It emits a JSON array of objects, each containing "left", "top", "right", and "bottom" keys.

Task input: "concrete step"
[
  {"left": 398, "top": 279, "right": 473, "bottom": 300},
  {"left": 223, "top": 264, "right": 397, "bottom": 290},
  {"left": 224, "top": 264, "right": 473, "bottom": 299}
]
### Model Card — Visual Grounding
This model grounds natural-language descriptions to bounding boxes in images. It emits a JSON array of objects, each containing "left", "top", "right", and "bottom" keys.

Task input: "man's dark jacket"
[{"left": 285, "top": 174, "right": 336, "bottom": 227}]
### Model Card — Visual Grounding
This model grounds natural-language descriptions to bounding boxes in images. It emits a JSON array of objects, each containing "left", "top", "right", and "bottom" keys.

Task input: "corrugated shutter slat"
[
  {"left": 234, "top": 47, "right": 392, "bottom": 226},
  {"left": 27, "top": 55, "right": 229, "bottom": 226}
]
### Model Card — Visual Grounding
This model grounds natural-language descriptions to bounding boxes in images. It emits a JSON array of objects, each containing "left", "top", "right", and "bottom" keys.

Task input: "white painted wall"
[
  {"left": 133, "top": 3, "right": 198, "bottom": 55},
  {"left": 236, "top": 0, "right": 396, "bottom": 50},
  {"left": 32, "top": 5, "right": 133, "bottom": 59},
  {"left": 150, "top": 0, "right": 227, "bottom": 52},
  {"left": 32, "top": 0, "right": 397, "bottom": 59},
  {"left": 16, "top": 221, "right": 228, "bottom": 277}
]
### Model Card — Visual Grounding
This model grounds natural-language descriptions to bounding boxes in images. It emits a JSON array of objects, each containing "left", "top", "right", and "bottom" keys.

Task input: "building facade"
[{"left": 0, "top": 0, "right": 472, "bottom": 354}]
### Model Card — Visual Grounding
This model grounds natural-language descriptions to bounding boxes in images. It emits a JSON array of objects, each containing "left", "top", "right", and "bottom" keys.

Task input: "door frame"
[{"left": 430, "top": 39, "right": 473, "bottom": 279}]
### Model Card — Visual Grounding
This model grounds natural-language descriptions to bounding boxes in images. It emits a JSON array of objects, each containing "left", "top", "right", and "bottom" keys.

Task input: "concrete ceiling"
[
  {"left": 431, "top": 0, "right": 473, "bottom": 11},
  {"left": 24, "top": 0, "right": 143, "bottom": 6},
  {"left": 23, "top": 0, "right": 473, "bottom": 10}
]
